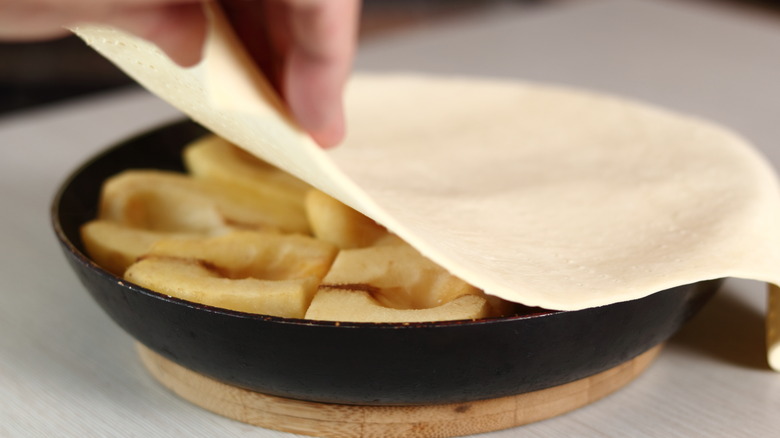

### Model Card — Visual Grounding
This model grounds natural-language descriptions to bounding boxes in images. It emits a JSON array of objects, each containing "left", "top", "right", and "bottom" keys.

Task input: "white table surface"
[{"left": 3, "top": 0, "right": 780, "bottom": 436}]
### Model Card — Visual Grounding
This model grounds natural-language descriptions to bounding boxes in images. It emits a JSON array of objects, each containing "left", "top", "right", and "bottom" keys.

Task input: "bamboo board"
[{"left": 137, "top": 343, "right": 662, "bottom": 438}]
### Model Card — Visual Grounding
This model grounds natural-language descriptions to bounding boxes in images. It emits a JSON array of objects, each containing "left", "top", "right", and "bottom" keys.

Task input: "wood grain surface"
[{"left": 137, "top": 344, "right": 662, "bottom": 438}]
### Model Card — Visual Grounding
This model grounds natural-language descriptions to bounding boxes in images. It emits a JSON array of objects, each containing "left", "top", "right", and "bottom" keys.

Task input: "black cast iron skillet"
[{"left": 52, "top": 119, "right": 720, "bottom": 406}]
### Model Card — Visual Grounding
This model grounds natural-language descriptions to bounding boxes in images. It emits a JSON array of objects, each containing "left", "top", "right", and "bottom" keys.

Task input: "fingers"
[
  {"left": 101, "top": 2, "right": 208, "bottom": 67},
  {"left": 0, "top": 3, "right": 73, "bottom": 40},
  {"left": 286, "top": 45, "right": 347, "bottom": 148},
  {"left": 222, "top": 0, "right": 359, "bottom": 148},
  {"left": 283, "top": 0, "right": 360, "bottom": 148},
  {"left": 0, "top": 1, "right": 208, "bottom": 67}
]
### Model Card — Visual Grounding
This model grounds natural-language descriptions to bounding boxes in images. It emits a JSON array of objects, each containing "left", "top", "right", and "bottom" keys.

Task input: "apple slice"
[
  {"left": 320, "top": 243, "right": 485, "bottom": 310},
  {"left": 80, "top": 220, "right": 202, "bottom": 276},
  {"left": 144, "top": 230, "right": 337, "bottom": 281},
  {"left": 124, "top": 230, "right": 337, "bottom": 317},
  {"left": 305, "top": 189, "right": 390, "bottom": 249},
  {"left": 305, "top": 289, "right": 491, "bottom": 323},
  {"left": 126, "top": 256, "right": 319, "bottom": 318},
  {"left": 99, "top": 170, "right": 221, "bottom": 232},
  {"left": 98, "top": 169, "right": 307, "bottom": 233},
  {"left": 184, "top": 135, "right": 311, "bottom": 231}
]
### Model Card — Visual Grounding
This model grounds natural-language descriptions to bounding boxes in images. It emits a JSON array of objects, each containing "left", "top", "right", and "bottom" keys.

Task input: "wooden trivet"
[{"left": 137, "top": 343, "right": 662, "bottom": 438}]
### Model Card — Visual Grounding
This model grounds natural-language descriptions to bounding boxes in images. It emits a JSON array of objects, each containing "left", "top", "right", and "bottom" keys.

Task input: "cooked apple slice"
[
  {"left": 99, "top": 170, "right": 221, "bottom": 232},
  {"left": 183, "top": 135, "right": 311, "bottom": 206},
  {"left": 305, "top": 189, "right": 390, "bottom": 249},
  {"left": 305, "top": 289, "right": 491, "bottom": 323},
  {"left": 98, "top": 170, "right": 307, "bottom": 233},
  {"left": 124, "top": 230, "right": 337, "bottom": 317},
  {"left": 183, "top": 135, "right": 311, "bottom": 231},
  {"left": 125, "top": 256, "right": 319, "bottom": 318},
  {"left": 202, "top": 178, "right": 311, "bottom": 233},
  {"left": 320, "top": 243, "right": 484, "bottom": 310},
  {"left": 145, "top": 230, "right": 337, "bottom": 281},
  {"left": 80, "top": 220, "right": 201, "bottom": 276}
]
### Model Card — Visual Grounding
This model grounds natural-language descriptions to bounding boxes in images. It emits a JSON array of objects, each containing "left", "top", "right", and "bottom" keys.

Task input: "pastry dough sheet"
[{"left": 73, "top": 4, "right": 780, "bottom": 368}]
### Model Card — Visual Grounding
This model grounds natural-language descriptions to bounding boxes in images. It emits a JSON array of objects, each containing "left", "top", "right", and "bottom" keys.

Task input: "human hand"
[
  {"left": 220, "top": 0, "right": 360, "bottom": 148},
  {"left": 0, "top": 0, "right": 360, "bottom": 147}
]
